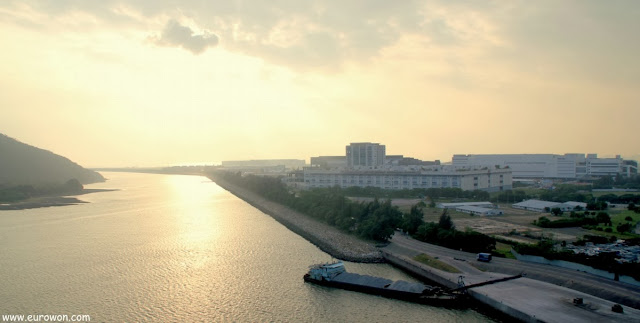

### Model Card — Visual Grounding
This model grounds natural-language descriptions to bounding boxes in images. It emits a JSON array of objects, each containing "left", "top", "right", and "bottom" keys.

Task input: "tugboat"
[{"left": 303, "top": 261, "right": 465, "bottom": 307}]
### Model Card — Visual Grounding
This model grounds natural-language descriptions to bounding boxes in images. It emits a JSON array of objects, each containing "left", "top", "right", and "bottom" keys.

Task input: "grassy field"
[
  {"left": 611, "top": 210, "right": 640, "bottom": 226},
  {"left": 413, "top": 253, "right": 461, "bottom": 273},
  {"left": 493, "top": 242, "right": 516, "bottom": 259},
  {"left": 392, "top": 197, "right": 639, "bottom": 246},
  {"left": 584, "top": 210, "right": 639, "bottom": 239}
]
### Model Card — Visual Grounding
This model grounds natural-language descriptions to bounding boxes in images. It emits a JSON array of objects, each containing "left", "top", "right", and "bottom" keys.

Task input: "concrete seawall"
[
  {"left": 380, "top": 250, "right": 459, "bottom": 289},
  {"left": 210, "top": 177, "right": 383, "bottom": 262}
]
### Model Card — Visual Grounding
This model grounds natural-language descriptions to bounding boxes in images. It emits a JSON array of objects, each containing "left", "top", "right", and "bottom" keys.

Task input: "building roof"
[
  {"left": 512, "top": 199, "right": 562, "bottom": 210},
  {"left": 304, "top": 167, "right": 511, "bottom": 176},
  {"left": 438, "top": 202, "right": 494, "bottom": 208},
  {"left": 561, "top": 201, "right": 587, "bottom": 208},
  {"left": 456, "top": 205, "right": 501, "bottom": 214}
]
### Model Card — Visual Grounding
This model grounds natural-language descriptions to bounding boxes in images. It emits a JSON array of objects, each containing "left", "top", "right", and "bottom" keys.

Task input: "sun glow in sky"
[{"left": 1, "top": 1, "right": 638, "bottom": 167}]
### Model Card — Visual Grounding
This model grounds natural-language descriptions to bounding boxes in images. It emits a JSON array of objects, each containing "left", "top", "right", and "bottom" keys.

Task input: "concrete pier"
[{"left": 382, "top": 249, "right": 640, "bottom": 322}]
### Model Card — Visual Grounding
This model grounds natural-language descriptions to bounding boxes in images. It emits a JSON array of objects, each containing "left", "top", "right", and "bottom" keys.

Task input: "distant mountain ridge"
[{"left": 0, "top": 133, "right": 105, "bottom": 185}]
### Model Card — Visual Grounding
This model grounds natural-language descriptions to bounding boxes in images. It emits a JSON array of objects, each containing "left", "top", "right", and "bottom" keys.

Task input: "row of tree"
[
  {"left": 339, "top": 186, "right": 491, "bottom": 200},
  {"left": 211, "top": 171, "right": 497, "bottom": 252},
  {"left": 597, "top": 194, "right": 640, "bottom": 205},
  {"left": 211, "top": 171, "right": 402, "bottom": 241},
  {"left": 533, "top": 211, "right": 612, "bottom": 228},
  {"left": 492, "top": 184, "right": 640, "bottom": 208},
  {"left": 593, "top": 174, "right": 640, "bottom": 190},
  {"left": 533, "top": 216, "right": 601, "bottom": 229},
  {"left": 412, "top": 210, "right": 496, "bottom": 253}
]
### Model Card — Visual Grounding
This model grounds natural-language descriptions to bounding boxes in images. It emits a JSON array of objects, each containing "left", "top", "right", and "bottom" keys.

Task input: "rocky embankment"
[{"left": 210, "top": 177, "right": 383, "bottom": 263}]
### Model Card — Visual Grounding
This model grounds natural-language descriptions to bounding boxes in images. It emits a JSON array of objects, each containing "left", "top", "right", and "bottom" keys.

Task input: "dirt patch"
[{"left": 454, "top": 218, "right": 540, "bottom": 235}]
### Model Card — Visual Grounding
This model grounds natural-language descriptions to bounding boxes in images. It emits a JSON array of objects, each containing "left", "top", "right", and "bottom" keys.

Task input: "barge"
[{"left": 303, "top": 261, "right": 466, "bottom": 307}]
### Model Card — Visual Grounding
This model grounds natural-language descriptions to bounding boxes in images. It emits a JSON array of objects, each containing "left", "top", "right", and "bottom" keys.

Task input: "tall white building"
[
  {"left": 346, "top": 142, "right": 386, "bottom": 168},
  {"left": 452, "top": 153, "right": 635, "bottom": 179}
]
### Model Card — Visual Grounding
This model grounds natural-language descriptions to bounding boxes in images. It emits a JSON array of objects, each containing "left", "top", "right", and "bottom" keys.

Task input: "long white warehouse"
[
  {"left": 452, "top": 153, "right": 637, "bottom": 179},
  {"left": 303, "top": 167, "right": 512, "bottom": 192}
]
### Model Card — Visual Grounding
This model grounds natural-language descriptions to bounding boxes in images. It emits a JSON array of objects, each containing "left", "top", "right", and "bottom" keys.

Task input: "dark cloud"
[{"left": 154, "top": 20, "right": 219, "bottom": 54}]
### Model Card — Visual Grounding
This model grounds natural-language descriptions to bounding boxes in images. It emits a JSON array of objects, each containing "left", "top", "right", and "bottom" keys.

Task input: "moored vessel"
[{"left": 303, "top": 261, "right": 466, "bottom": 307}]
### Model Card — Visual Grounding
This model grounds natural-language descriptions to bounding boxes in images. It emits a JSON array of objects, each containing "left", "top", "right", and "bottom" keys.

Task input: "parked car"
[{"left": 477, "top": 253, "right": 492, "bottom": 262}]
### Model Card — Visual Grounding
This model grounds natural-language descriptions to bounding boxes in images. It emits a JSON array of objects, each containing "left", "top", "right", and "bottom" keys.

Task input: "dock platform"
[{"left": 382, "top": 247, "right": 640, "bottom": 322}]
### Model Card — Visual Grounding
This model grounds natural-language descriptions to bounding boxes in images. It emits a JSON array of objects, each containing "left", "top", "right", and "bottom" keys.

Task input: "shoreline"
[
  {"left": 0, "top": 188, "right": 117, "bottom": 210},
  {"left": 210, "top": 175, "right": 640, "bottom": 321},
  {"left": 210, "top": 177, "right": 384, "bottom": 263}
]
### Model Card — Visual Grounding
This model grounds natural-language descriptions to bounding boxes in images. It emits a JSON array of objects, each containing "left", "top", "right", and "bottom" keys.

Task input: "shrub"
[{"left": 617, "top": 223, "right": 632, "bottom": 233}]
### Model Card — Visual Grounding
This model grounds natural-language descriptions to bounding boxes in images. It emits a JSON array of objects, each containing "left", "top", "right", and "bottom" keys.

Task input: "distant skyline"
[{"left": 1, "top": 1, "right": 638, "bottom": 168}]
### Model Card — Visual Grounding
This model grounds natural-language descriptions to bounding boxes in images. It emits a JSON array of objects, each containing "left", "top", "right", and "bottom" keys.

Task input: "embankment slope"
[{"left": 210, "top": 177, "right": 383, "bottom": 262}]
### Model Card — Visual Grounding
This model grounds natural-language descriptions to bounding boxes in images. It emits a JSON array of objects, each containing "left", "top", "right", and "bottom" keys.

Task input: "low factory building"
[
  {"left": 455, "top": 205, "right": 503, "bottom": 216},
  {"left": 512, "top": 199, "right": 584, "bottom": 213},
  {"left": 438, "top": 202, "right": 495, "bottom": 209}
]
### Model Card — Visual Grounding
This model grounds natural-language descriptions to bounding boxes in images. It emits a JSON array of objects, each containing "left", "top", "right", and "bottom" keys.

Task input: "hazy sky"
[{"left": 1, "top": 1, "right": 638, "bottom": 167}]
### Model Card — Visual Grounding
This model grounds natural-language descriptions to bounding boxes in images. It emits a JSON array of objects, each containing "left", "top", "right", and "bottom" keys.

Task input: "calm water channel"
[{"left": 0, "top": 172, "right": 496, "bottom": 322}]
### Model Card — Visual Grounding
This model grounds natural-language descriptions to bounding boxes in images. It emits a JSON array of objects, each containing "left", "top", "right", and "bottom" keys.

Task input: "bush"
[
  {"left": 414, "top": 219, "right": 495, "bottom": 253},
  {"left": 587, "top": 201, "right": 608, "bottom": 211},
  {"left": 617, "top": 223, "right": 632, "bottom": 233},
  {"left": 551, "top": 207, "right": 564, "bottom": 216},
  {"left": 575, "top": 234, "right": 610, "bottom": 245},
  {"left": 534, "top": 216, "right": 550, "bottom": 226},
  {"left": 596, "top": 212, "right": 611, "bottom": 224},
  {"left": 535, "top": 216, "right": 597, "bottom": 228},
  {"left": 438, "top": 210, "right": 455, "bottom": 230}
]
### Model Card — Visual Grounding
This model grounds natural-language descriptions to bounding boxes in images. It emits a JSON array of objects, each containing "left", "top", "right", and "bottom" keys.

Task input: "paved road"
[{"left": 385, "top": 234, "right": 640, "bottom": 309}]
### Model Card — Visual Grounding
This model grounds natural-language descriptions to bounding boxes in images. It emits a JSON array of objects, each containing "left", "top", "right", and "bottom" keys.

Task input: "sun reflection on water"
[{"left": 164, "top": 175, "right": 223, "bottom": 267}]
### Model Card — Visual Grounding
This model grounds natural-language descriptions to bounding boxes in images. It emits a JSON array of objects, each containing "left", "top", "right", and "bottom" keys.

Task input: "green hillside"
[{"left": 0, "top": 133, "right": 105, "bottom": 186}]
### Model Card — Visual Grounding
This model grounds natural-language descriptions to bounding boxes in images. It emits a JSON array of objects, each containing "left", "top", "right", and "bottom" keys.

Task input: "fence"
[{"left": 511, "top": 249, "right": 640, "bottom": 287}]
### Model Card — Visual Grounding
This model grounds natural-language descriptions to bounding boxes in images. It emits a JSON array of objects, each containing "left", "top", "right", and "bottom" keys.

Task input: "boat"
[{"left": 303, "top": 261, "right": 466, "bottom": 307}]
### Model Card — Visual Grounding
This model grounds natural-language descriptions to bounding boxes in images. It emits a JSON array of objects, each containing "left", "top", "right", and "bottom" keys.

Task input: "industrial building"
[
  {"left": 456, "top": 205, "right": 503, "bottom": 216},
  {"left": 304, "top": 142, "right": 512, "bottom": 192},
  {"left": 512, "top": 199, "right": 585, "bottom": 213},
  {"left": 452, "top": 153, "right": 637, "bottom": 179},
  {"left": 346, "top": 142, "right": 386, "bottom": 168},
  {"left": 303, "top": 166, "right": 512, "bottom": 192},
  {"left": 437, "top": 202, "right": 495, "bottom": 209},
  {"left": 309, "top": 156, "right": 347, "bottom": 169}
]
